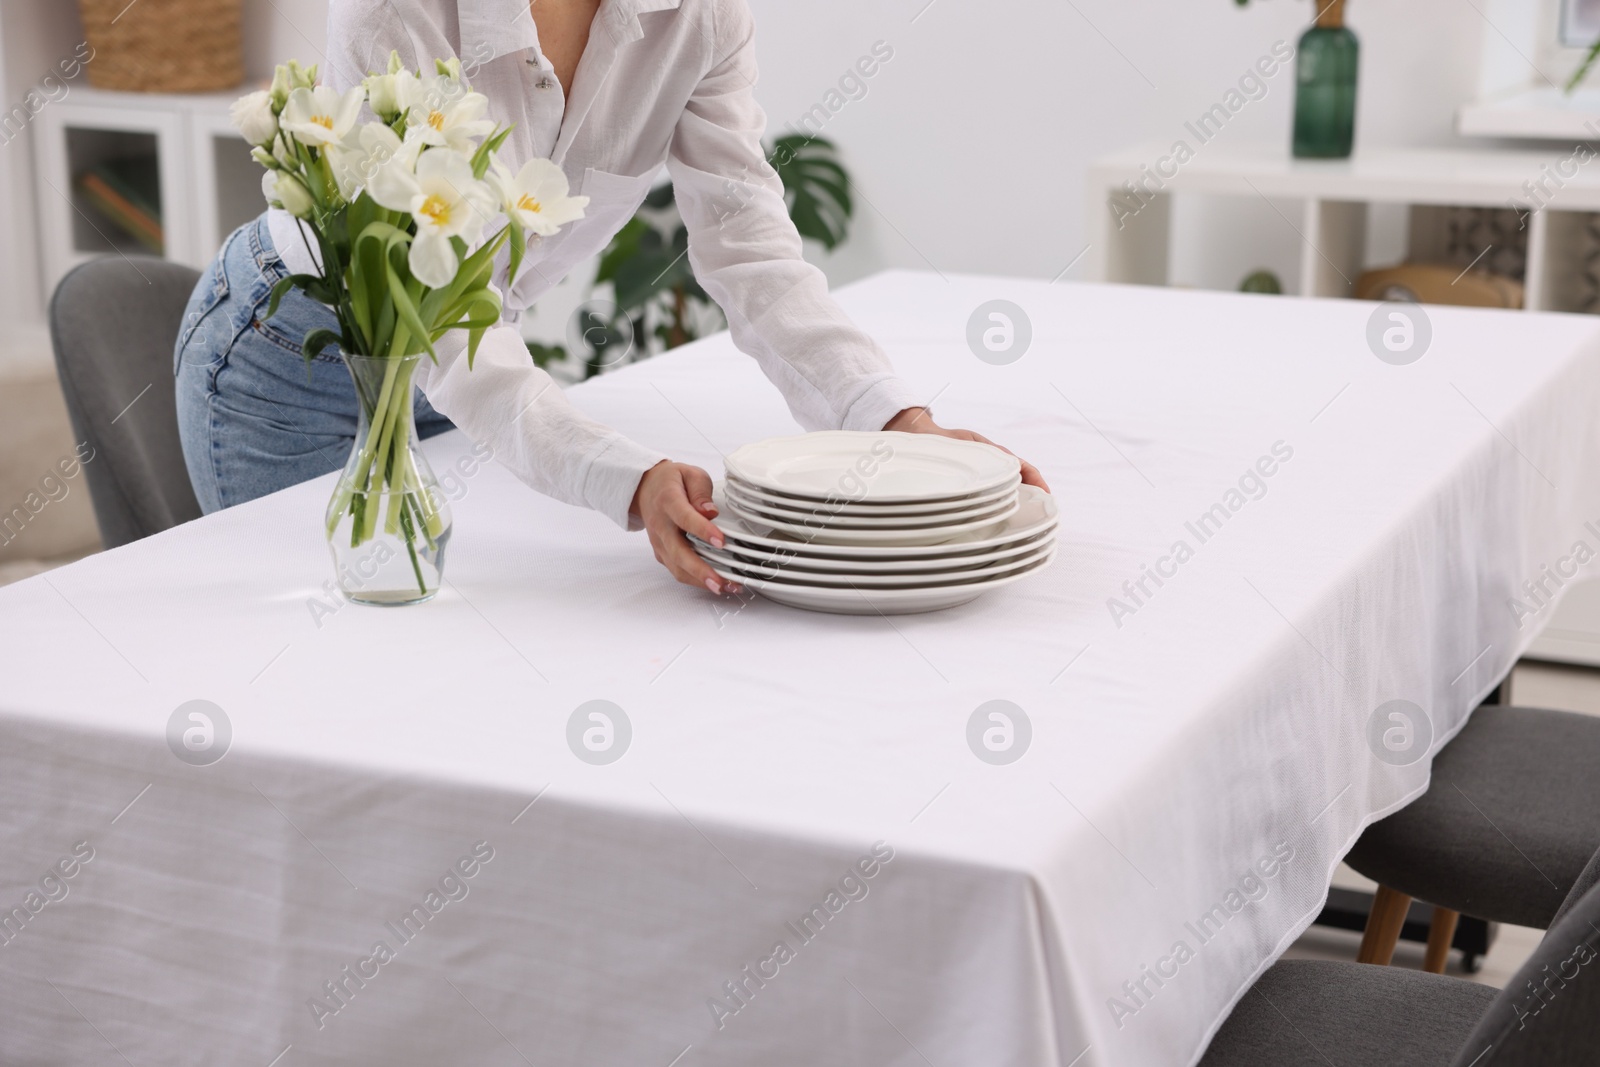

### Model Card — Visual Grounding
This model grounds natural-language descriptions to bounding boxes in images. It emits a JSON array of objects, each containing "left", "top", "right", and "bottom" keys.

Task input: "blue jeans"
[{"left": 174, "top": 214, "right": 454, "bottom": 513}]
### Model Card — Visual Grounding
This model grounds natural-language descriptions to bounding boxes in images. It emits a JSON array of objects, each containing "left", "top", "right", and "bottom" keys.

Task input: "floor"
[{"left": 1281, "top": 659, "right": 1600, "bottom": 988}]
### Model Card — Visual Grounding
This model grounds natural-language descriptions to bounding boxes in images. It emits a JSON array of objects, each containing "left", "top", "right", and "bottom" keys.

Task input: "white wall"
[
  {"left": 743, "top": 0, "right": 1489, "bottom": 291},
  {"left": 0, "top": 0, "right": 1550, "bottom": 369}
]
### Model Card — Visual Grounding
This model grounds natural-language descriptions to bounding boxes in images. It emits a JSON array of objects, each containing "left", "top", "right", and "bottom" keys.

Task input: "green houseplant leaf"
[{"left": 769, "top": 134, "right": 853, "bottom": 251}]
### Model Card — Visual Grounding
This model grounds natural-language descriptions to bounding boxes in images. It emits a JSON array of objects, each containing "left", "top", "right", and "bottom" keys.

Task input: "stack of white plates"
[{"left": 690, "top": 431, "right": 1058, "bottom": 614}]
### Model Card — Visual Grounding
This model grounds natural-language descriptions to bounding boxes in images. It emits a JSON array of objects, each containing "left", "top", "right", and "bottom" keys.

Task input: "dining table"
[{"left": 3, "top": 269, "right": 1600, "bottom": 1067}]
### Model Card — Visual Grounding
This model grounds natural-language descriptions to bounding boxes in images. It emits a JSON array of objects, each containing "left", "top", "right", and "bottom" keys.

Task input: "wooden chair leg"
[
  {"left": 1423, "top": 907, "right": 1460, "bottom": 974},
  {"left": 1357, "top": 884, "right": 1412, "bottom": 965}
]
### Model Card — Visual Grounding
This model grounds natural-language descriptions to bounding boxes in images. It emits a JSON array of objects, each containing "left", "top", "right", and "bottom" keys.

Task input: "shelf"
[
  {"left": 1458, "top": 85, "right": 1600, "bottom": 141},
  {"left": 1085, "top": 142, "right": 1598, "bottom": 312}
]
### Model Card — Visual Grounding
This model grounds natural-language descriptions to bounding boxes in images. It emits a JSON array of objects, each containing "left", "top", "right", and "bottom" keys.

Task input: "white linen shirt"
[{"left": 267, "top": 0, "right": 924, "bottom": 530}]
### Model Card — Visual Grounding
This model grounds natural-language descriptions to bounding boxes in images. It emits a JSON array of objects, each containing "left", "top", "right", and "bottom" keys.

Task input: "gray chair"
[
  {"left": 1201, "top": 849, "right": 1600, "bottom": 1066},
  {"left": 49, "top": 256, "right": 203, "bottom": 548},
  {"left": 1343, "top": 706, "right": 1600, "bottom": 973}
]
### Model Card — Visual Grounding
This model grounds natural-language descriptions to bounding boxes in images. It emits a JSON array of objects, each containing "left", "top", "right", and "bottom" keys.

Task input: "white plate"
[
  {"left": 711, "top": 548, "right": 1057, "bottom": 615},
  {"left": 710, "top": 484, "right": 1058, "bottom": 559},
  {"left": 698, "top": 539, "right": 1056, "bottom": 588},
  {"left": 726, "top": 472, "right": 1022, "bottom": 515},
  {"left": 725, "top": 431, "right": 1020, "bottom": 503},
  {"left": 692, "top": 526, "right": 1055, "bottom": 574},
  {"left": 729, "top": 492, "right": 1022, "bottom": 546},
  {"left": 726, "top": 487, "right": 1018, "bottom": 532}
]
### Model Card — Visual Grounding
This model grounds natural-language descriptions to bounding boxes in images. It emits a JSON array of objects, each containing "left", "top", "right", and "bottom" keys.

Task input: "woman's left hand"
[{"left": 882, "top": 408, "right": 1050, "bottom": 492}]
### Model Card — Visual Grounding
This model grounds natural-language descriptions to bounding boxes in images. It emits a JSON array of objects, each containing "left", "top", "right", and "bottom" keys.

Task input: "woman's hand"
[
  {"left": 630, "top": 460, "right": 744, "bottom": 596},
  {"left": 882, "top": 408, "right": 1050, "bottom": 492}
]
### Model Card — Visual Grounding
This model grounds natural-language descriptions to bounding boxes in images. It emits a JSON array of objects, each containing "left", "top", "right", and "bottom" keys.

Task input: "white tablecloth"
[{"left": 4, "top": 271, "right": 1600, "bottom": 1067}]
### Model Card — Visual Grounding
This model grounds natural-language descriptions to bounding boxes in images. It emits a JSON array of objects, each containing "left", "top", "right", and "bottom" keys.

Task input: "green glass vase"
[{"left": 1292, "top": 1, "right": 1358, "bottom": 159}]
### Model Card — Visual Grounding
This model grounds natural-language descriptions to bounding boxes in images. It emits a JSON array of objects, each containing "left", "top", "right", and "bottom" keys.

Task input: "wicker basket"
[{"left": 77, "top": 0, "right": 244, "bottom": 94}]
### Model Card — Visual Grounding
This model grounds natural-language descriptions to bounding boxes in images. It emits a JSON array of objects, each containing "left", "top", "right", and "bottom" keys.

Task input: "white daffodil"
[
  {"left": 262, "top": 170, "right": 314, "bottom": 218},
  {"left": 489, "top": 158, "right": 589, "bottom": 236},
  {"left": 329, "top": 123, "right": 423, "bottom": 201},
  {"left": 369, "top": 148, "right": 496, "bottom": 288},
  {"left": 279, "top": 84, "right": 365, "bottom": 148},
  {"left": 230, "top": 90, "right": 278, "bottom": 147},
  {"left": 406, "top": 75, "right": 495, "bottom": 154}
]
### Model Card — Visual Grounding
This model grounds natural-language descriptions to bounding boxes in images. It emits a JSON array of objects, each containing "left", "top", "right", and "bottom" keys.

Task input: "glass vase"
[
  {"left": 1292, "top": 0, "right": 1359, "bottom": 159},
  {"left": 325, "top": 353, "right": 452, "bottom": 606}
]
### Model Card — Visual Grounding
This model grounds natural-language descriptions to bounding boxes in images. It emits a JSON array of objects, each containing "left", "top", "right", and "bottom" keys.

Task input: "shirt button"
[{"left": 537, "top": 78, "right": 554, "bottom": 90}]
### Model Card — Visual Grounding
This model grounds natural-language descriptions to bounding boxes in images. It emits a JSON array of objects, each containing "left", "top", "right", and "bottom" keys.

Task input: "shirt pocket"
[{"left": 510, "top": 166, "right": 660, "bottom": 306}]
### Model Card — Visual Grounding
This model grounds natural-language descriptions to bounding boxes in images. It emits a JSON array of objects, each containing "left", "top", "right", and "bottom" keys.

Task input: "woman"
[{"left": 175, "top": 0, "right": 1046, "bottom": 596}]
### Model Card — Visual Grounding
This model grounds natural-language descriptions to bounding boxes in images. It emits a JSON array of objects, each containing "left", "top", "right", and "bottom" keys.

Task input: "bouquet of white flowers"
[{"left": 231, "top": 55, "right": 587, "bottom": 604}]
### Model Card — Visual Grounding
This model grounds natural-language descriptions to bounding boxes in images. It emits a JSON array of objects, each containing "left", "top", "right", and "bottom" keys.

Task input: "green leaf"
[
  {"left": 767, "top": 134, "right": 854, "bottom": 250},
  {"left": 265, "top": 275, "right": 300, "bottom": 321},
  {"left": 595, "top": 216, "right": 650, "bottom": 286},
  {"left": 526, "top": 341, "right": 568, "bottom": 368},
  {"left": 644, "top": 182, "right": 676, "bottom": 210},
  {"left": 1569, "top": 35, "right": 1600, "bottom": 93},
  {"left": 301, "top": 327, "right": 343, "bottom": 368},
  {"left": 471, "top": 126, "right": 514, "bottom": 180},
  {"left": 387, "top": 263, "right": 438, "bottom": 362}
]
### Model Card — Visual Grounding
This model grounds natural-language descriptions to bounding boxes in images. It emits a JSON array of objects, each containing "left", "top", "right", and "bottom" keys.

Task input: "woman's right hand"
[{"left": 630, "top": 461, "right": 743, "bottom": 596}]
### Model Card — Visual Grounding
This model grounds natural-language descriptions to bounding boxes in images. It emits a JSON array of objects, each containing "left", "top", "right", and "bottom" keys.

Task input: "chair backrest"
[
  {"left": 49, "top": 256, "right": 203, "bottom": 549},
  {"left": 1451, "top": 844, "right": 1600, "bottom": 1066}
]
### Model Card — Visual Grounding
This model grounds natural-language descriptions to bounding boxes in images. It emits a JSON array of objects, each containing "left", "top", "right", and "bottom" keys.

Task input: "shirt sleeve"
[
  {"left": 322, "top": 0, "right": 669, "bottom": 531},
  {"left": 663, "top": 0, "right": 925, "bottom": 434},
  {"left": 411, "top": 324, "right": 669, "bottom": 532}
]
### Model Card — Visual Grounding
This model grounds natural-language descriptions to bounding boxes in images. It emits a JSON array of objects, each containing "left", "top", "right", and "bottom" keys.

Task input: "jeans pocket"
[{"left": 175, "top": 245, "right": 233, "bottom": 376}]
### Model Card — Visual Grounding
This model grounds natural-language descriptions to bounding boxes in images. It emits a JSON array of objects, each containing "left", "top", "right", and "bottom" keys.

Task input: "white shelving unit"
[
  {"left": 1084, "top": 140, "right": 1600, "bottom": 668},
  {"left": 32, "top": 86, "right": 258, "bottom": 293},
  {"left": 1085, "top": 142, "right": 1600, "bottom": 310}
]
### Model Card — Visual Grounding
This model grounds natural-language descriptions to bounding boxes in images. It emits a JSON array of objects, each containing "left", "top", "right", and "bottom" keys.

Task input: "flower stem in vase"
[{"left": 325, "top": 352, "right": 453, "bottom": 605}]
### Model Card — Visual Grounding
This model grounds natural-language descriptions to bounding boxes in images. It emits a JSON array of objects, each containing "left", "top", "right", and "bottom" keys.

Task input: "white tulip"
[
  {"left": 370, "top": 148, "right": 496, "bottom": 288},
  {"left": 230, "top": 90, "right": 279, "bottom": 147},
  {"left": 329, "top": 123, "right": 422, "bottom": 201},
  {"left": 280, "top": 85, "right": 365, "bottom": 148},
  {"left": 405, "top": 76, "right": 495, "bottom": 154},
  {"left": 489, "top": 158, "right": 589, "bottom": 236},
  {"left": 262, "top": 170, "right": 314, "bottom": 218}
]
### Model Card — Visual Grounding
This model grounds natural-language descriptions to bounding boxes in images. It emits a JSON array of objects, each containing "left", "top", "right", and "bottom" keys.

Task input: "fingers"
[
  {"left": 914, "top": 426, "right": 1051, "bottom": 494},
  {"left": 666, "top": 483, "right": 725, "bottom": 550},
  {"left": 654, "top": 522, "right": 737, "bottom": 595},
  {"left": 682, "top": 464, "right": 718, "bottom": 517}
]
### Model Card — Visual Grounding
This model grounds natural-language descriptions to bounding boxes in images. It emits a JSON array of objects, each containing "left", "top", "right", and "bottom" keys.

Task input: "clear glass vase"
[{"left": 325, "top": 353, "right": 452, "bottom": 606}]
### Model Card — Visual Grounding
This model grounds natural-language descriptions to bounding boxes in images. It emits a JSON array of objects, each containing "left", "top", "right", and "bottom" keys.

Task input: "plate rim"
[
  {"left": 711, "top": 484, "right": 1059, "bottom": 557},
  {"left": 691, "top": 526, "right": 1055, "bottom": 573},
  {"left": 700, "top": 540, "right": 1057, "bottom": 588},
  {"left": 725, "top": 430, "right": 1021, "bottom": 503},
  {"left": 725, "top": 488, "right": 1019, "bottom": 531},
  {"left": 713, "top": 546, "right": 1057, "bottom": 603},
  {"left": 733, "top": 495, "right": 1023, "bottom": 545},
  {"left": 725, "top": 471, "right": 1023, "bottom": 513}
]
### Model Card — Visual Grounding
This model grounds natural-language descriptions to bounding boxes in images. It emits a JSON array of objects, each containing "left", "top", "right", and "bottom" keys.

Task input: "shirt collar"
[{"left": 459, "top": 0, "right": 685, "bottom": 65}]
